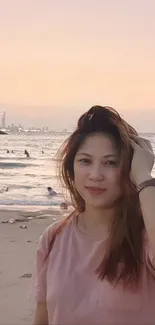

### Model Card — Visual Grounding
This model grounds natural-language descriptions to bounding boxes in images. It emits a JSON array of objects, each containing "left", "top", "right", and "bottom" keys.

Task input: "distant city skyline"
[
  {"left": 0, "top": 106, "right": 155, "bottom": 133},
  {"left": 1, "top": 111, "right": 6, "bottom": 129},
  {"left": 0, "top": 109, "right": 51, "bottom": 131}
]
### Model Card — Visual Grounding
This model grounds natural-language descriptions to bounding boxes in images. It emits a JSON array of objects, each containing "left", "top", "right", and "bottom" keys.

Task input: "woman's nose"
[{"left": 88, "top": 164, "right": 104, "bottom": 181}]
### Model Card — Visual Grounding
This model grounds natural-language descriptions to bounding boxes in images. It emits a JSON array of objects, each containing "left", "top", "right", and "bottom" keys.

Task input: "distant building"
[{"left": 1, "top": 111, "right": 6, "bottom": 128}]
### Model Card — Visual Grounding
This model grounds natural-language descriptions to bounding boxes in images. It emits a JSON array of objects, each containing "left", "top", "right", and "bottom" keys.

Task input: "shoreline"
[{"left": 0, "top": 204, "right": 72, "bottom": 221}]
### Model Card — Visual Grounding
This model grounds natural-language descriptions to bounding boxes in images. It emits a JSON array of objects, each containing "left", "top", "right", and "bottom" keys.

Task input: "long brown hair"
[{"left": 50, "top": 106, "right": 144, "bottom": 287}]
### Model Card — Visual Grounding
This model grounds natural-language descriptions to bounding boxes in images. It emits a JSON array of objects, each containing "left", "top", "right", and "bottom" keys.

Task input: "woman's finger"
[
  {"left": 130, "top": 135, "right": 152, "bottom": 152},
  {"left": 130, "top": 138, "right": 140, "bottom": 150}
]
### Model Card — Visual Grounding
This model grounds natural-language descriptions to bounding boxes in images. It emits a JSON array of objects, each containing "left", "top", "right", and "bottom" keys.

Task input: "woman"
[{"left": 34, "top": 105, "right": 155, "bottom": 325}]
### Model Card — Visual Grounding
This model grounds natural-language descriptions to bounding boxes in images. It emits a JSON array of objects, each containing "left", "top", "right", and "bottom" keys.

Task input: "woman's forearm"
[
  {"left": 139, "top": 185, "right": 155, "bottom": 254},
  {"left": 33, "top": 302, "right": 48, "bottom": 325}
]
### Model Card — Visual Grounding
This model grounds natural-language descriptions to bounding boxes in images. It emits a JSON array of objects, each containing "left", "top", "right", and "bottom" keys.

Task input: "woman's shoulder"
[
  {"left": 38, "top": 219, "right": 64, "bottom": 245},
  {"left": 37, "top": 214, "right": 74, "bottom": 252},
  {"left": 42, "top": 219, "right": 64, "bottom": 237},
  {"left": 36, "top": 220, "right": 60, "bottom": 255}
]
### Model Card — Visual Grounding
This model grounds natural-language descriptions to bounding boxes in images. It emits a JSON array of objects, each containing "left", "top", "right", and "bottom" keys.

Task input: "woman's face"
[{"left": 73, "top": 132, "right": 123, "bottom": 209}]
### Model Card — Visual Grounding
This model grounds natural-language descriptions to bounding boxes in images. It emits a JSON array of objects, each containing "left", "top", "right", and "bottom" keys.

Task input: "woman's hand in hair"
[{"left": 129, "top": 135, "right": 154, "bottom": 187}]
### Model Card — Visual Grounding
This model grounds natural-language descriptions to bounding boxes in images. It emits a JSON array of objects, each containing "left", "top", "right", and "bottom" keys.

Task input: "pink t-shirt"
[{"left": 34, "top": 215, "right": 155, "bottom": 325}]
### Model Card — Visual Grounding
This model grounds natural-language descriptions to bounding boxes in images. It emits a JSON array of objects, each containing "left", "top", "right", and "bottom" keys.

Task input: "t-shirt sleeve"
[
  {"left": 34, "top": 221, "right": 61, "bottom": 303},
  {"left": 145, "top": 235, "right": 155, "bottom": 278}
]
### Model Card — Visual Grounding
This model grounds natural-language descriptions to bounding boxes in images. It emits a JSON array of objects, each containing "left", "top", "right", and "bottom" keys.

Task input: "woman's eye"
[
  {"left": 105, "top": 160, "right": 117, "bottom": 166},
  {"left": 79, "top": 159, "right": 90, "bottom": 164}
]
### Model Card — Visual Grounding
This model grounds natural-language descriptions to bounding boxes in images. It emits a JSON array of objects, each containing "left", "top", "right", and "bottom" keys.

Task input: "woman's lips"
[{"left": 85, "top": 186, "right": 106, "bottom": 195}]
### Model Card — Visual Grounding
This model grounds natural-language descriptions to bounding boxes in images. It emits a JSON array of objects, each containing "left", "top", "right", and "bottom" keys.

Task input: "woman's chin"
[{"left": 84, "top": 198, "right": 112, "bottom": 209}]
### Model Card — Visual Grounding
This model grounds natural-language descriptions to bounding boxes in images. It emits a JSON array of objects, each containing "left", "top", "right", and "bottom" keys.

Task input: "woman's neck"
[{"left": 78, "top": 205, "right": 118, "bottom": 239}]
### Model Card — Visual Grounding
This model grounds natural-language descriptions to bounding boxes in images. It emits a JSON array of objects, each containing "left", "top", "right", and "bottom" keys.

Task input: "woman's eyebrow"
[{"left": 76, "top": 153, "right": 117, "bottom": 158}]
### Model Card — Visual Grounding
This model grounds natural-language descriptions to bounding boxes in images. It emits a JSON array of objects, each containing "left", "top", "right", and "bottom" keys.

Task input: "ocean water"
[
  {"left": 0, "top": 132, "right": 69, "bottom": 207},
  {"left": 0, "top": 132, "right": 155, "bottom": 208}
]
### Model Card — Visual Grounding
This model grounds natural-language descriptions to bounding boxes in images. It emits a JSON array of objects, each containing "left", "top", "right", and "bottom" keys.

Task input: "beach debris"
[
  {"left": 36, "top": 215, "right": 48, "bottom": 220},
  {"left": 15, "top": 217, "right": 29, "bottom": 223},
  {"left": 27, "top": 216, "right": 33, "bottom": 220},
  {"left": 52, "top": 217, "right": 57, "bottom": 221},
  {"left": 20, "top": 224, "right": 27, "bottom": 229},
  {"left": 63, "top": 213, "right": 68, "bottom": 218},
  {"left": 2, "top": 218, "right": 29, "bottom": 224},
  {"left": 27, "top": 240, "right": 32, "bottom": 243},
  {"left": 9, "top": 218, "right": 16, "bottom": 224},
  {"left": 20, "top": 273, "right": 32, "bottom": 278}
]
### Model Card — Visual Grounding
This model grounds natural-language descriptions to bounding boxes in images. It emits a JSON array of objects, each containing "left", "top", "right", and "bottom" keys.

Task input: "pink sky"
[{"left": 0, "top": 0, "right": 155, "bottom": 130}]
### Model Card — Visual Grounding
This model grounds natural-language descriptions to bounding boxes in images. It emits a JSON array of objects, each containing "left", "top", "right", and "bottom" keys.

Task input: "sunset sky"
[{"left": 0, "top": 0, "right": 155, "bottom": 131}]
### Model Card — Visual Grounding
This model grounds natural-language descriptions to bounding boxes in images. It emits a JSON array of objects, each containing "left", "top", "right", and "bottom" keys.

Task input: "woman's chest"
[{"left": 46, "top": 247, "right": 155, "bottom": 325}]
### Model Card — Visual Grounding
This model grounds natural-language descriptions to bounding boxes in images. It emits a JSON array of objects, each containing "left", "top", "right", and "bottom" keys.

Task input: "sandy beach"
[{"left": 0, "top": 206, "right": 68, "bottom": 325}]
